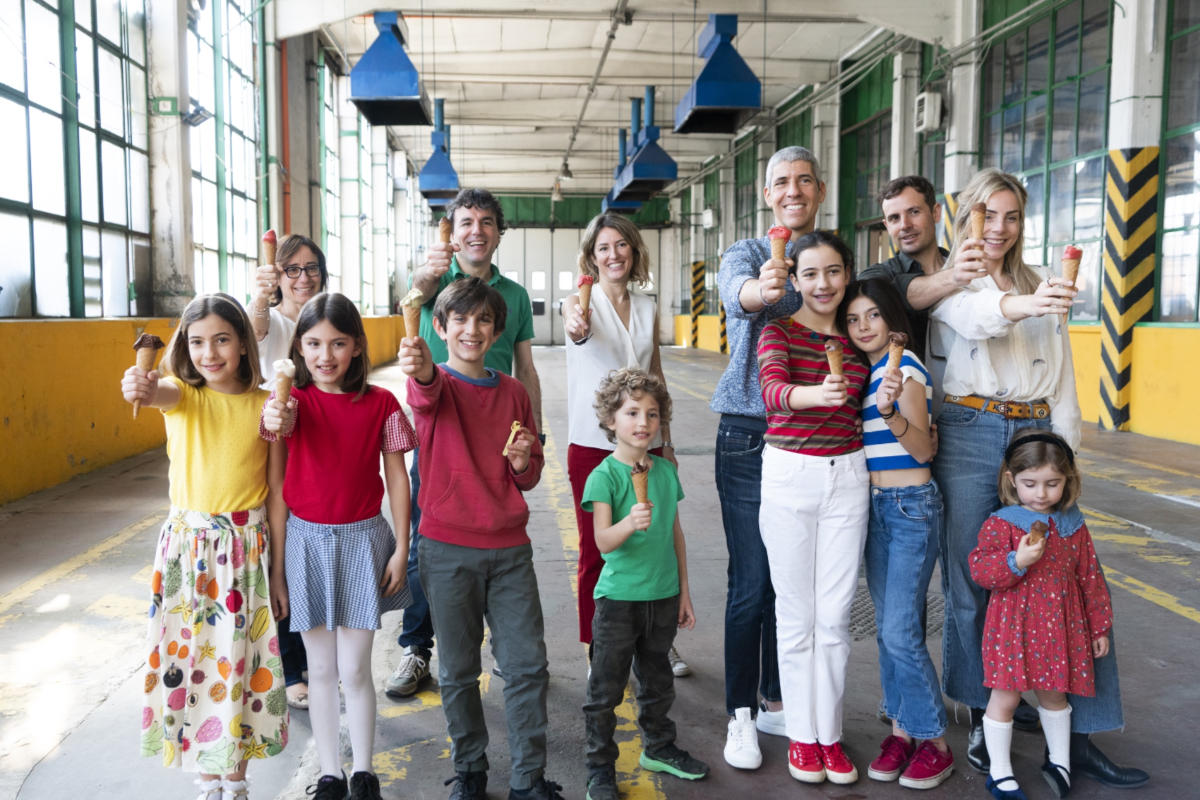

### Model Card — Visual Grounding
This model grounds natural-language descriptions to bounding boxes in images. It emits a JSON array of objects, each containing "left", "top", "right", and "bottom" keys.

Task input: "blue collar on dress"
[{"left": 994, "top": 504, "right": 1085, "bottom": 538}]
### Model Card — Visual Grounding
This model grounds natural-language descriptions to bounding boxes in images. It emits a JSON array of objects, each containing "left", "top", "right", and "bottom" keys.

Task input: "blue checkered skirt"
[{"left": 285, "top": 513, "right": 413, "bottom": 631}]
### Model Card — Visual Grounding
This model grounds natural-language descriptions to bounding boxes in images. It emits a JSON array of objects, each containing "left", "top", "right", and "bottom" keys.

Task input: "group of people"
[
  {"left": 119, "top": 155, "right": 1151, "bottom": 800},
  {"left": 712, "top": 146, "right": 1148, "bottom": 798}
]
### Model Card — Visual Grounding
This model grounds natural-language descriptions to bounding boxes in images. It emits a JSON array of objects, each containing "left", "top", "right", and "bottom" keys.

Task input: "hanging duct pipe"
[{"left": 419, "top": 98, "right": 459, "bottom": 211}]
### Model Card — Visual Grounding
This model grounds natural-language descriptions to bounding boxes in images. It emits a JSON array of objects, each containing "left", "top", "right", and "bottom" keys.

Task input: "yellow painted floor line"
[
  {"left": 1079, "top": 449, "right": 1200, "bottom": 481},
  {"left": 1082, "top": 506, "right": 1200, "bottom": 554},
  {"left": 1104, "top": 567, "right": 1200, "bottom": 625},
  {"left": 0, "top": 509, "right": 164, "bottom": 620},
  {"left": 542, "top": 433, "right": 667, "bottom": 800}
]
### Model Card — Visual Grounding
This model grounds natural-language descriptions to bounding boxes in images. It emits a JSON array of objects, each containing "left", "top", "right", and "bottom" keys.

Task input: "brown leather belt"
[{"left": 944, "top": 394, "right": 1050, "bottom": 420}]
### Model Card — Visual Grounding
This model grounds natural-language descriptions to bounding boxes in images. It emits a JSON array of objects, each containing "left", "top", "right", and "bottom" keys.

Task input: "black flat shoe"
[
  {"left": 1070, "top": 733, "right": 1149, "bottom": 788},
  {"left": 1041, "top": 760, "right": 1071, "bottom": 798},
  {"left": 986, "top": 775, "right": 1027, "bottom": 799},
  {"left": 967, "top": 707, "right": 990, "bottom": 773},
  {"left": 1012, "top": 697, "right": 1041, "bottom": 732}
]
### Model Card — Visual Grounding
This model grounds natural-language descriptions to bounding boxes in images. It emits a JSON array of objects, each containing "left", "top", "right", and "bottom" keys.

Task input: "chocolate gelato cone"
[
  {"left": 1028, "top": 520, "right": 1048, "bottom": 546},
  {"left": 824, "top": 338, "right": 844, "bottom": 377},
  {"left": 131, "top": 333, "right": 165, "bottom": 418},
  {"left": 886, "top": 331, "right": 908, "bottom": 371},
  {"left": 631, "top": 461, "right": 650, "bottom": 505}
]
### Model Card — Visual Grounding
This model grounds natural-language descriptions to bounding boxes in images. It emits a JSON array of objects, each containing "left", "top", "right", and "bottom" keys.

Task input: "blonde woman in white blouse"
[
  {"left": 929, "top": 168, "right": 1142, "bottom": 788},
  {"left": 562, "top": 213, "right": 688, "bottom": 676}
]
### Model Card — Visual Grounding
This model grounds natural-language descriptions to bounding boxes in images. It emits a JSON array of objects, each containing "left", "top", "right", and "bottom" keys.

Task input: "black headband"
[{"left": 1004, "top": 432, "right": 1074, "bottom": 465}]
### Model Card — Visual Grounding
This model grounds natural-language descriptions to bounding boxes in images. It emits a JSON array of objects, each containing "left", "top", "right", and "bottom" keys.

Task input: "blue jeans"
[
  {"left": 865, "top": 480, "right": 947, "bottom": 740},
  {"left": 932, "top": 402, "right": 1123, "bottom": 732},
  {"left": 398, "top": 449, "right": 435, "bottom": 653},
  {"left": 715, "top": 415, "right": 781, "bottom": 716}
]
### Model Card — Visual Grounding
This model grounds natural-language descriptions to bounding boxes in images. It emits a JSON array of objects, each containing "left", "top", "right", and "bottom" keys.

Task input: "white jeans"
[{"left": 759, "top": 444, "right": 870, "bottom": 745}]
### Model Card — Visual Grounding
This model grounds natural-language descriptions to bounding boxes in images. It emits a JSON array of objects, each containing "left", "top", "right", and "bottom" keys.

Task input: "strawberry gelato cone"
[
  {"left": 886, "top": 331, "right": 908, "bottom": 371},
  {"left": 1028, "top": 520, "right": 1048, "bottom": 546},
  {"left": 824, "top": 338, "right": 844, "bottom": 377},
  {"left": 969, "top": 202, "right": 986, "bottom": 243},
  {"left": 1062, "top": 245, "right": 1082, "bottom": 285},
  {"left": 262, "top": 229, "right": 277, "bottom": 264},
  {"left": 131, "top": 333, "right": 165, "bottom": 418},
  {"left": 577, "top": 274, "right": 595, "bottom": 315},
  {"left": 400, "top": 288, "right": 424, "bottom": 339},
  {"left": 631, "top": 461, "right": 650, "bottom": 506},
  {"left": 273, "top": 358, "right": 295, "bottom": 406},
  {"left": 768, "top": 225, "right": 790, "bottom": 262}
]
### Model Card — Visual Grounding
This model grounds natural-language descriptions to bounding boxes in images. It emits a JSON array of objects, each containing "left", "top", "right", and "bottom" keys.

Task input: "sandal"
[
  {"left": 286, "top": 682, "right": 309, "bottom": 710},
  {"left": 1041, "top": 760, "right": 1071, "bottom": 798}
]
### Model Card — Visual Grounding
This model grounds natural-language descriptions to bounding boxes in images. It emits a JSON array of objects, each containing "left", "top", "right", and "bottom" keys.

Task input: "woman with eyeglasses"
[
  {"left": 250, "top": 234, "right": 330, "bottom": 390},
  {"left": 247, "top": 233, "right": 329, "bottom": 714}
]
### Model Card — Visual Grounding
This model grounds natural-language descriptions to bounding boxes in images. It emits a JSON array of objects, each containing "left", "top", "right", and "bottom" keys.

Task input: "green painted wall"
[{"left": 495, "top": 195, "right": 670, "bottom": 228}]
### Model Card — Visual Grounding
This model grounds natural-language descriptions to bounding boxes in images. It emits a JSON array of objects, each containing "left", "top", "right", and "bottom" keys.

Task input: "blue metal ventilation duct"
[
  {"left": 674, "top": 14, "right": 761, "bottom": 134},
  {"left": 613, "top": 87, "right": 676, "bottom": 203},
  {"left": 601, "top": 128, "right": 642, "bottom": 213},
  {"left": 420, "top": 99, "right": 459, "bottom": 210},
  {"left": 350, "top": 12, "right": 432, "bottom": 126}
]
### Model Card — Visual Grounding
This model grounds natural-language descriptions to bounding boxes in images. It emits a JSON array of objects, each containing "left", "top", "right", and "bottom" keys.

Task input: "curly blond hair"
[{"left": 593, "top": 368, "right": 672, "bottom": 443}]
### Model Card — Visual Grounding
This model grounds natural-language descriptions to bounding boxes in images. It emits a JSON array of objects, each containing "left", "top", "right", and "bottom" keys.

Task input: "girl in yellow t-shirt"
[{"left": 122, "top": 293, "right": 288, "bottom": 800}]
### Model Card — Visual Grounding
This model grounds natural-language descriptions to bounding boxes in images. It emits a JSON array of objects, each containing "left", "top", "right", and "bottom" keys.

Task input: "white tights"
[{"left": 300, "top": 627, "right": 377, "bottom": 777}]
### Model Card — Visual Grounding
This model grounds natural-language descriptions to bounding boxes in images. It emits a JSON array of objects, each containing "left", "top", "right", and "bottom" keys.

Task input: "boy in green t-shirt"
[{"left": 580, "top": 368, "right": 708, "bottom": 800}]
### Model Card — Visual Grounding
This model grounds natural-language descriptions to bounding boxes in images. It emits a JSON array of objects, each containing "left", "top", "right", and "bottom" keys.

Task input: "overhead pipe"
[{"left": 612, "top": 85, "right": 676, "bottom": 203}]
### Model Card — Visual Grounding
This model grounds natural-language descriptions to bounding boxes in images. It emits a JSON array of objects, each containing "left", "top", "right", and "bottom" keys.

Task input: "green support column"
[{"left": 59, "top": 0, "right": 84, "bottom": 316}]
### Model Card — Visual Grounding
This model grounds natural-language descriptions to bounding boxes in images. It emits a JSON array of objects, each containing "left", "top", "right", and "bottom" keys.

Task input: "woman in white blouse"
[
  {"left": 929, "top": 168, "right": 1136, "bottom": 782},
  {"left": 562, "top": 213, "right": 688, "bottom": 675}
]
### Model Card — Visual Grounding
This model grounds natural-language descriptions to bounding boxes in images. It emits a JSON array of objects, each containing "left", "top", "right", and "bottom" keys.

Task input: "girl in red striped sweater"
[{"left": 756, "top": 231, "right": 871, "bottom": 785}]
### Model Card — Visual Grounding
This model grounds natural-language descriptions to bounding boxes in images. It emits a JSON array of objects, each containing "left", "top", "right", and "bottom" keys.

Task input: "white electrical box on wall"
[
  {"left": 914, "top": 91, "right": 943, "bottom": 133},
  {"left": 702, "top": 207, "right": 715, "bottom": 229}
]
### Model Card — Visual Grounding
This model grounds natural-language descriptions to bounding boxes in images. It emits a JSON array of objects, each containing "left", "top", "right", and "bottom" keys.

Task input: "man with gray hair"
[{"left": 710, "top": 145, "right": 826, "bottom": 771}]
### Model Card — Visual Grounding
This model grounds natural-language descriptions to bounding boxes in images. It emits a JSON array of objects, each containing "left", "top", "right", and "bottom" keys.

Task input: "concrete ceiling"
[{"left": 280, "top": 1, "right": 954, "bottom": 196}]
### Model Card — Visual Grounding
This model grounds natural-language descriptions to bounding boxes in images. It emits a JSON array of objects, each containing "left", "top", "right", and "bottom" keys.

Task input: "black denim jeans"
[{"left": 584, "top": 594, "right": 679, "bottom": 769}]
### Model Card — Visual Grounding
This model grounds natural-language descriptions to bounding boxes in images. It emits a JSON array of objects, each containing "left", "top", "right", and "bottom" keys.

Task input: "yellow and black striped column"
[
  {"left": 719, "top": 299, "right": 727, "bottom": 354},
  {"left": 940, "top": 192, "right": 959, "bottom": 252},
  {"left": 1099, "top": 147, "right": 1158, "bottom": 430},
  {"left": 690, "top": 259, "right": 706, "bottom": 349}
]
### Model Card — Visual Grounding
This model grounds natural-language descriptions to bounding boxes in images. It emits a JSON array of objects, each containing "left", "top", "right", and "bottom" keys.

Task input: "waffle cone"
[
  {"left": 1062, "top": 258, "right": 1080, "bottom": 285},
  {"left": 770, "top": 237, "right": 786, "bottom": 261},
  {"left": 275, "top": 375, "right": 293, "bottom": 407},
  {"left": 969, "top": 203, "right": 986, "bottom": 241},
  {"left": 132, "top": 347, "right": 158, "bottom": 418},
  {"left": 631, "top": 469, "right": 650, "bottom": 505},
  {"left": 887, "top": 340, "right": 905, "bottom": 371},
  {"left": 403, "top": 304, "right": 421, "bottom": 339},
  {"left": 578, "top": 282, "right": 593, "bottom": 315},
  {"left": 825, "top": 342, "right": 844, "bottom": 376}
]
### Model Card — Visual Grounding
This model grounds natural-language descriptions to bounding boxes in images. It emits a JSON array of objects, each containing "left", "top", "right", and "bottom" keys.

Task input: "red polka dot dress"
[{"left": 969, "top": 505, "right": 1113, "bottom": 696}]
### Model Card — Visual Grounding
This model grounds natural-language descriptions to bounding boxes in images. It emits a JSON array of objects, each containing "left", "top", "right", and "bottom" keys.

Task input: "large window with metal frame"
[
  {"left": 979, "top": 0, "right": 1111, "bottom": 322},
  {"left": 188, "top": 0, "right": 260, "bottom": 299},
  {"left": 317, "top": 50, "right": 341, "bottom": 287},
  {"left": 701, "top": 169, "right": 720, "bottom": 313},
  {"left": 1159, "top": 0, "right": 1200, "bottom": 323},
  {"left": 838, "top": 58, "right": 893, "bottom": 266},
  {"left": 733, "top": 136, "right": 757, "bottom": 242},
  {"left": 0, "top": 0, "right": 149, "bottom": 318},
  {"left": 678, "top": 188, "right": 691, "bottom": 316}
]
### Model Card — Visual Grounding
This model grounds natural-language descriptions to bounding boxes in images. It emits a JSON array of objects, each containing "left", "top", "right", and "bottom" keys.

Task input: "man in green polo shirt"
[{"left": 387, "top": 187, "right": 544, "bottom": 702}]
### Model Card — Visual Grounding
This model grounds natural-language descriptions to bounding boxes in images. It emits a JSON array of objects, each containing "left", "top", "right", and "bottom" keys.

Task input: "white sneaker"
[
  {"left": 668, "top": 646, "right": 692, "bottom": 677},
  {"left": 756, "top": 703, "right": 787, "bottom": 737},
  {"left": 724, "top": 707, "right": 763, "bottom": 769}
]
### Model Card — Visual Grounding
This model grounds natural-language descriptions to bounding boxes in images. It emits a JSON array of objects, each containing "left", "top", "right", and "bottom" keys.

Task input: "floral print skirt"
[{"left": 140, "top": 506, "right": 288, "bottom": 773}]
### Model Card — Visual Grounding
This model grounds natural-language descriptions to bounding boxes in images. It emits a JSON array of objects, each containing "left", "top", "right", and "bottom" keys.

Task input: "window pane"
[
  {"left": 82, "top": 225, "right": 101, "bottom": 316},
  {"left": 1176, "top": 0, "right": 1200, "bottom": 29},
  {"left": 129, "top": 64, "right": 147, "bottom": 149},
  {"left": 1080, "top": 0, "right": 1109, "bottom": 75},
  {"left": 1077, "top": 71, "right": 1107, "bottom": 154},
  {"left": 1002, "top": 105, "right": 1022, "bottom": 173},
  {"left": 129, "top": 148, "right": 149, "bottom": 232},
  {"left": 1048, "top": 163, "right": 1074, "bottom": 242},
  {"left": 101, "top": 140, "right": 127, "bottom": 225},
  {"left": 202, "top": 180, "right": 218, "bottom": 247},
  {"left": 29, "top": 108, "right": 65, "bottom": 214},
  {"left": 102, "top": 229, "right": 128, "bottom": 316},
  {"left": 78, "top": 127, "right": 99, "bottom": 221},
  {"left": 1025, "top": 172, "right": 1045, "bottom": 250},
  {"left": 26, "top": 1, "right": 62, "bottom": 112},
  {"left": 75, "top": 32, "right": 95, "bottom": 128},
  {"left": 1024, "top": 94, "right": 1047, "bottom": 169},
  {"left": 95, "top": 0, "right": 121, "bottom": 46},
  {"left": 75, "top": 0, "right": 91, "bottom": 30},
  {"left": 1163, "top": 131, "right": 1200, "bottom": 231},
  {"left": 1168, "top": 30, "right": 1200, "bottom": 132},
  {"left": 1074, "top": 156, "right": 1104, "bottom": 240},
  {"left": 129, "top": 1, "right": 146, "bottom": 65},
  {"left": 0, "top": 211, "right": 32, "bottom": 316},
  {"left": 1050, "top": 84, "right": 1077, "bottom": 163},
  {"left": 1003, "top": 32, "right": 1025, "bottom": 103},
  {"left": 190, "top": 176, "right": 202, "bottom": 245},
  {"left": 0, "top": 97, "right": 29, "bottom": 202},
  {"left": 1159, "top": 230, "right": 1199, "bottom": 321},
  {"left": 33, "top": 217, "right": 69, "bottom": 316},
  {"left": 1054, "top": 1, "right": 1081, "bottom": 82},
  {"left": 1027, "top": 17, "right": 1050, "bottom": 95},
  {"left": 97, "top": 45, "right": 124, "bottom": 136},
  {"left": 0, "top": 0, "right": 25, "bottom": 91}
]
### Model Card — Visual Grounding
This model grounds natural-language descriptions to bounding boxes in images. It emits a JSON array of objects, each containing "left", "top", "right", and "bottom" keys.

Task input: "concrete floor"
[{"left": 2, "top": 346, "right": 1196, "bottom": 800}]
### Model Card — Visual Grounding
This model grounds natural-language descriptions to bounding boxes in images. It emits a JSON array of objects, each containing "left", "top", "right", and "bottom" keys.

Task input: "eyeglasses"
[{"left": 282, "top": 263, "right": 321, "bottom": 278}]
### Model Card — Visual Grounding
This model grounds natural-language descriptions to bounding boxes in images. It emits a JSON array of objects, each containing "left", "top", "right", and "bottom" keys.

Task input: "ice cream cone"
[
  {"left": 273, "top": 358, "right": 295, "bottom": 406},
  {"left": 131, "top": 333, "right": 165, "bottom": 418},
  {"left": 631, "top": 462, "right": 650, "bottom": 505},
  {"left": 400, "top": 288, "right": 425, "bottom": 339},
  {"left": 577, "top": 274, "right": 595, "bottom": 315},
  {"left": 1028, "top": 520, "right": 1048, "bottom": 546},
  {"left": 886, "top": 332, "right": 908, "bottom": 371},
  {"left": 1062, "top": 245, "right": 1082, "bottom": 285},
  {"left": 502, "top": 420, "right": 521, "bottom": 456},
  {"left": 969, "top": 202, "right": 986, "bottom": 243},
  {"left": 824, "top": 338, "right": 844, "bottom": 377},
  {"left": 438, "top": 216, "right": 452, "bottom": 244},
  {"left": 768, "top": 225, "right": 790, "bottom": 262},
  {"left": 262, "top": 229, "right": 277, "bottom": 265}
]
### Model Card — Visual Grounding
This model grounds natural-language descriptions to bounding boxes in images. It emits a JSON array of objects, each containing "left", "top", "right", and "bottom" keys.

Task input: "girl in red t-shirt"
[{"left": 262, "top": 292, "right": 417, "bottom": 800}]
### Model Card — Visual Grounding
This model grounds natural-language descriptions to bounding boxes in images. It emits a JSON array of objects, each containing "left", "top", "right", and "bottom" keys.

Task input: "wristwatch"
[{"left": 538, "top": 433, "right": 547, "bottom": 445}]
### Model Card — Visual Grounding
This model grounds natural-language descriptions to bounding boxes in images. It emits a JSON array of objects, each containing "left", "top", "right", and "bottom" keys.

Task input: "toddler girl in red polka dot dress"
[{"left": 969, "top": 429, "right": 1112, "bottom": 800}]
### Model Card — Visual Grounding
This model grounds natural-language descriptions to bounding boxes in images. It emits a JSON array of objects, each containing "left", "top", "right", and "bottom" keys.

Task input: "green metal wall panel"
[
  {"left": 841, "top": 58, "right": 893, "bottom": 128},
  {"left": 494, "top": 195, "right": 670, "bottom": 228}
]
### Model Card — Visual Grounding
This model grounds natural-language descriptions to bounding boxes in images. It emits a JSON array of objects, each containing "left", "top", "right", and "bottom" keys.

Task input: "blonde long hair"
[{"left": 945, "top": 168, "right": 1041, "bottom": 295}]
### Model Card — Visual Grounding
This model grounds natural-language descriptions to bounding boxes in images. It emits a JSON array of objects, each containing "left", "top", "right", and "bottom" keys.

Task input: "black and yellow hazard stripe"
[
  {"left": 690, "top": 260, "right": 706, "bottom": 348},
  {"left": 1099, "top": 147, "right": 1158, "bottom": 430},
  {"left": 941, "top": 192, "right": 959, "bottom": 251},
  {"left": 719, "top": 300, "right": 727, "bottom": 354}
]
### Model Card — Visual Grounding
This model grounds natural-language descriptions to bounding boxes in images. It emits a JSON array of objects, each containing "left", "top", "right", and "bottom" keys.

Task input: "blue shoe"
[
  {"left": 986, "top": 775, "right": 1027, "bottom": 799},
  {"left": 1042, "top": 761, "right": 1071, "bottom": 798}
]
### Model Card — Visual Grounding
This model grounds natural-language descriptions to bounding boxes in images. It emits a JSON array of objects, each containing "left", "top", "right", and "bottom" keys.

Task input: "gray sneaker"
[
  {"left": 385, "top": 646, "right": 430, "bottom": 698},
  {"left": 668, "top": 646, "right": 691, "bottom": 677}
]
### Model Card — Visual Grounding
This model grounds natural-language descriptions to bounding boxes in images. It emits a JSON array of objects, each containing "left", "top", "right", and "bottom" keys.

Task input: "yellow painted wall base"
[
  {"left": 0, "top": 316, "right": 405, "bottom": 506},
  {"left": 673, "top": 314, "right": 723, "bottom": 352},
  {"left": 1067, "top": 326, "right": 1102, "bottom": 424}
]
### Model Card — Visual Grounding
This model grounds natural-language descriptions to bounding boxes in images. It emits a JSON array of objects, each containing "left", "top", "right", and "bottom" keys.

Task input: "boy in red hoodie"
[{"left": 397, "top": 277, "right": 561, "bottom": 800}]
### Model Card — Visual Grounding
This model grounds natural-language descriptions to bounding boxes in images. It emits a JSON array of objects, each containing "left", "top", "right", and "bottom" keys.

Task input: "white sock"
[
  {"left": 1039, "top": 704, "right": 1072, "bottom": 782},
  {"left": 983, "top": 715, "right": 1016, "bottom": 785},
  {"left": 336, "top": 628, "right": 378, "bottom": 774},
  {"left": 301, "top": 628, "right": 344, "bottom": 778}
]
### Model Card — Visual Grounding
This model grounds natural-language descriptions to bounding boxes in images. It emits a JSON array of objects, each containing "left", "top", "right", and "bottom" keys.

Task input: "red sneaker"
[
  {"left": 868, "top": 735, "right": 915, "bottom": 782},
  {"left": 819, "top": 742, "right": 859, "bottom": 784},
  {"left": 788, "top": 741, "right": 825, "bottom": 783},
  {"left": 899, "top": 741, "right": 955, "bottom": 789}
]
